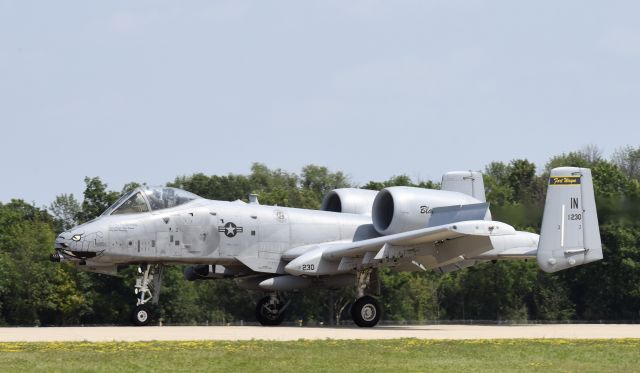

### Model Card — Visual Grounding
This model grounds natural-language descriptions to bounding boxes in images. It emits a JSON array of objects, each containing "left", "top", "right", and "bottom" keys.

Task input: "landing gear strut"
[
  {"left": 256, "top": 294, "right": 290, "bottom": 326},
  {"left": 132, "top": 264, "right": 163, "bottom": 326},
  {"left": 351, "top": 269, "right": 381, "bottom": 327}
]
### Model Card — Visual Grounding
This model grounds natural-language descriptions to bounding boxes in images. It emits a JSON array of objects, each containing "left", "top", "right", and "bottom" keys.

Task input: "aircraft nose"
[
  {"left": 54, "top": 232, "right": 71, "bottom": 249},
  {"left": 54, "top": 230, "right": 86, "bottom": 249}
]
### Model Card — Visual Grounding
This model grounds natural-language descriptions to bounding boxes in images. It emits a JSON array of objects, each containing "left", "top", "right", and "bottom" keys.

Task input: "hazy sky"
[{"left": 1, "top": 1, "right": 639, "bottom": 207}]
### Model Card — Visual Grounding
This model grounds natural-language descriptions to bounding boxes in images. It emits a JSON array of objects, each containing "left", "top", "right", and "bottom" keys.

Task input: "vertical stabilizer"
[
  {"left": 441, "top": 171, "right": 486, "bottom": 202},
  {"left": 537, "top": 167, "right": 602, "bottom": 273}
]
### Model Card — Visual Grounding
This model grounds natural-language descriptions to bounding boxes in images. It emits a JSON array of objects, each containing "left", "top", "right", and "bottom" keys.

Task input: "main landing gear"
[
  {"left": 255, "top": 293, "right": 290, "bottom": 326},
  {"left": 350, "top": 269, "right": 381, "bottom": 327},
  {"left": 351, "top": 295, "right": 381, "bottom": 327},
  {"left": 132, "top": 264, "right": 164, "bottom": 326}
]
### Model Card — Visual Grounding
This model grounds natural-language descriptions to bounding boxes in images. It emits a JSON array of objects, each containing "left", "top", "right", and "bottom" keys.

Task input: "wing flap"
[
  {"left": 322, "top": 220, "right": 515, "bottom": 260},
  {"left": 284, "top": 220, "right": 517, "bottom": 276}
]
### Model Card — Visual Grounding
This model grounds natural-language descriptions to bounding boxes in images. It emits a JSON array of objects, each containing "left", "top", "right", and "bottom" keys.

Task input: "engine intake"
[{"left": 320, "top": 188, "right": 378, "bottom": 216}]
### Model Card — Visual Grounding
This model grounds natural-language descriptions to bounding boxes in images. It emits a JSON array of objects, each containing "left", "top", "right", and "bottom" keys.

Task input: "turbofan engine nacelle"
[
  {"left": 371, "top": 186, "right": 482, "bottom": 235},
  {"left": 320, "top": 188, "right": 378, "bottom": 216}
]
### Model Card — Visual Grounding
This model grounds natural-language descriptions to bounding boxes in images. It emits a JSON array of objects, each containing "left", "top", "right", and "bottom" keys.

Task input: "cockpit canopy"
[{"left": 101, "top": 186, "right": 202, "bottom": 216}]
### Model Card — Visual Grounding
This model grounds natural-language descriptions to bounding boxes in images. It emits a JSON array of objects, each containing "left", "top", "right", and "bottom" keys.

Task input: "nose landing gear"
[{"left": 132, "top": 264, "right": 164, "bottom": 326}]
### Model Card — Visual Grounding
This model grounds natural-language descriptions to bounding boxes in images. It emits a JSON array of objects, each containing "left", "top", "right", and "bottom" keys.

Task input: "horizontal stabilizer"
[{"left": 427, "top": 202, "right": 489, "bottom": 227}]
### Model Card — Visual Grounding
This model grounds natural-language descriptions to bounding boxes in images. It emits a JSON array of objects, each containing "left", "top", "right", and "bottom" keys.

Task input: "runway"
[{"left": 1, "top": 324, "right": 639, "bottom": 342}]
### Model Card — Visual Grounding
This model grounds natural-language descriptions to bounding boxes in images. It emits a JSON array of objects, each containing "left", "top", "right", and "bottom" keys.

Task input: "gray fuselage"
[{"left": 56, "top": 199, "right": 373, "bottom": 274}]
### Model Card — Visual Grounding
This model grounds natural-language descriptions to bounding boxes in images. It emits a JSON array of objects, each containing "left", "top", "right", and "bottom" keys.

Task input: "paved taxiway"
[{"left": 1, "top": 324, "right": 640, "bottom": 342}]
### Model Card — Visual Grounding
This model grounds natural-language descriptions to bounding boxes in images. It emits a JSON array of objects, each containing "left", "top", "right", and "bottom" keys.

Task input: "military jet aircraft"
[{"left": 51, "top": 167, "right": 602, "bottom": 327}]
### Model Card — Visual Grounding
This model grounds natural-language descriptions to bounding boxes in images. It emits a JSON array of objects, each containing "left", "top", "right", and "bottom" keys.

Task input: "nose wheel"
[{"left": 133, "top": 305, "right": 152, "bottom": 326}]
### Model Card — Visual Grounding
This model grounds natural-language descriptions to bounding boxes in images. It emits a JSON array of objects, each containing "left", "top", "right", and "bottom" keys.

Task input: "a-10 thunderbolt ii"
[{"left": 51, "top": 167, "right": 603, "bottom": 327}]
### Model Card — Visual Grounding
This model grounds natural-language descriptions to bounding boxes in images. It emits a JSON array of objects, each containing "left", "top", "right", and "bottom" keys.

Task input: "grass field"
[{"left": 1, "top": 339, "right": 639, "bottom": 372}]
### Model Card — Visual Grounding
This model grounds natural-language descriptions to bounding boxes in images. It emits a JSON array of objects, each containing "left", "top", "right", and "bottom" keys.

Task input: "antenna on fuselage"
[{"left": 249, "top": 194, "right": 260, "bottom": 205}]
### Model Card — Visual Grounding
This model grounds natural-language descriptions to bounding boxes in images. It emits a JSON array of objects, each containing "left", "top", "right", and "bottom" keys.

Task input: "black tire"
[
  {"left": 351, "top": 295, "right": 381, "bottom": 327},
  {"left": 256, "top": 296, "right": 285, "bottom": 326},
  {"left": 132, "top": 305, "right": 152, "bottom": 326}
]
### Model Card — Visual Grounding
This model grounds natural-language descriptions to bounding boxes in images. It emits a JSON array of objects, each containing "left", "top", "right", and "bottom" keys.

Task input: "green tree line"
[{"left": 1, "top": 147, "right": 639, "bottom": 325}]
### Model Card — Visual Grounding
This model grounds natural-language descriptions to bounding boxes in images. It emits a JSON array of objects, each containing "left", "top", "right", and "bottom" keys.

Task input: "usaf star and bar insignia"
[{"left": 218, "top": 222, "right": 244, "bottom": 238}]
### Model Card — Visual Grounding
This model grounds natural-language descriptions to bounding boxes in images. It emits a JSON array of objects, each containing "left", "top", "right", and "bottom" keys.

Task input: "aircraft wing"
[{"left": 283, "top": 220, "right": 517, "bottom": 276}]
